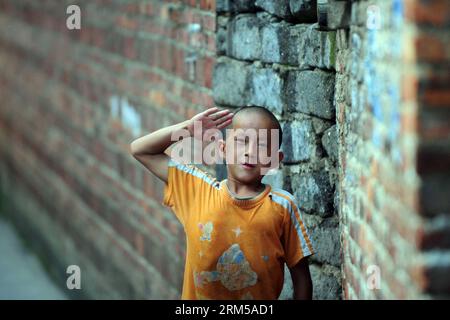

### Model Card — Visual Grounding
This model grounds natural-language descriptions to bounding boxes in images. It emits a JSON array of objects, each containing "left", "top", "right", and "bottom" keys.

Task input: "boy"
[{"left": 130, "top": 106, "right": 315, "bottom": 300}]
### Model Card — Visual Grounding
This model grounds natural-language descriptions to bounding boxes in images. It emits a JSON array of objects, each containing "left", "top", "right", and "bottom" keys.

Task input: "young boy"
[{"left": 130, "top": 106, "right": 315, "bottom": 300}]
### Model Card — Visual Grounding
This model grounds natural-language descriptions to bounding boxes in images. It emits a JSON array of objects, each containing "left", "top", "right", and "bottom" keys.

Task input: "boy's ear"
[{"left": 278, "top": 150, "right": 284, "bottom": 163}]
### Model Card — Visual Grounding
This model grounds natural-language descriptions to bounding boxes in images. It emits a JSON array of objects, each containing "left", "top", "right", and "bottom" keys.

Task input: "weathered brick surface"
[
  {"left": 0, "top": 0, "right": 215, "bottom": 299},
  {"left": 286, "top": 69, "right": 335, "bottom": 119},
  {"left": 412, "top": 0, "right": 450, "bottom": 297},
  {"left": 338, "top": 0, "right": 450, "bottom": 299}
]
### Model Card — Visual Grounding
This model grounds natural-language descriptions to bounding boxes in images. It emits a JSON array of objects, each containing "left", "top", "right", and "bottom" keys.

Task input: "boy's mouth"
[{"left": 241, "top": 162, "right": 256, "bottom": 169}]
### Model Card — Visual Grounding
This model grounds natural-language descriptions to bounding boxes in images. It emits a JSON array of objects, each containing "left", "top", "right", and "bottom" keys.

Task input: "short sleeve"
[
  {"left": 163, "top": 159, "right": 218, "bottom": 226},
  {"left": 281, "top": 198, "right": 315, "bottom": 268}
]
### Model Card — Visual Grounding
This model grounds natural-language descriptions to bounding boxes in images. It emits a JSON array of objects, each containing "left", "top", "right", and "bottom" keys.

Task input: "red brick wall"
[
  {"left": 338, "top": 0, "right": 450, "bottom": 299},
  {"left": 0, "top": 0, "right": 216, "bottom": 298},
  {"left": 412, "top": 0, "right": 450, "bottom": 296}
]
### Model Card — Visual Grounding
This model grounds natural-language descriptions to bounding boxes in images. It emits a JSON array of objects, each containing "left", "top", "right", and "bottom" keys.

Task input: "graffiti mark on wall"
[{"left": 109, "top": 95, "right": 142, "bottom": 137}]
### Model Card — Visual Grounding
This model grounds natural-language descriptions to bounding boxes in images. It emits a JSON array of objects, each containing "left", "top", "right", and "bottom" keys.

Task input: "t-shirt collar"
[{"left": 220, "top": 179, "right": 271, "bottom": 208}]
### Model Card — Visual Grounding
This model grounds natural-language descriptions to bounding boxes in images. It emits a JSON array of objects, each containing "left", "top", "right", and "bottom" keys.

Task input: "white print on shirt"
[
  {"left": 232, "top": 226, "right": 243, "bottom": 237},
  {"left": 199, "top": 221, "right": 213, "bottom": 241}
]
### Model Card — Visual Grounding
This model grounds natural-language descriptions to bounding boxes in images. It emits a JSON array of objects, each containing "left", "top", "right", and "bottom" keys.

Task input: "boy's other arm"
[
  {"left": 129, "top": 107, "right": 233, "bottom": 183},
  {"left": 289, "top": 257, "right": 313, "bottom": 300}
]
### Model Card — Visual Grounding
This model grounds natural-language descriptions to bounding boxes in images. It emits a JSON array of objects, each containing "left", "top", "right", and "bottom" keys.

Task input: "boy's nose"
[{"left": 244, "top": 141, "right": 258, "bottom": 161}]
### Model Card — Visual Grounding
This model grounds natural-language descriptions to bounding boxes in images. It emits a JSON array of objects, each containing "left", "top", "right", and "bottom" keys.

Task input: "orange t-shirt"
[{"left": 163, "top": 159, "right": 315, "bottom": 300}]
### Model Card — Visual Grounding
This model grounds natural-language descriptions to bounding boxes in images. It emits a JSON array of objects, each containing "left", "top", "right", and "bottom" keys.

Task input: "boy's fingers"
[
  {"left": 202, "top": 107, "right": 219, "bottom": 116},
  {"left": 216, "top": 118, "right": 233, "bottom": 129},
  {"left": 216, "top": 119, "right": 233, "bottom": 129},
  {"left": 209, "top": 109, "right": 231, "bottom": 120},
  {"left": 214, "top": 112, "right": 233, "bottom": 124}
]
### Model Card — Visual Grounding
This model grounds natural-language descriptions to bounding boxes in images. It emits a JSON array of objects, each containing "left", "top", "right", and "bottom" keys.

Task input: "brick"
[
  {"left": 419, "top": 109, "right": 450, "bottom": 141},
  {"left": 212, "top": 58, "right": 251, "bottom": 106},
  {"left": 200, "top": 0, "right": 215, "bottom": 11},
  {"left": 415, "top": 32, "right": 449, "bottom": 63},
  {"left": 286, "top": 70, "right": 336, "bottom": 119},
  {"left": 310, "top": 216, "right": 341, "bottom": 266},
  {"left": 261, "top": 23, "right": 305, "bottom": 65},
  {"left": 422, "top": 215, "right": 450, "bottom": 250},
  {"left": 405, "top": 0, "right": 450, "bottom": 27},
  {"left": 216, "top": 0, "right": 258, "bottom": 13},
  {"left": 227, "top": 14, "right": 262, "bottom": 61},
  {"left": 291, "top": 170, "right": 334, "bottom": 217},
  {"left": 300, "top": 25, "right": 337, "bottom": 70},
  {"left": 318, "top": 0, "right": 351, "bottom": 29},
  {"left": 322, "top": 125, "right": 338, "bottom": 162},
  {"left": 289, "top": 0, "right": 317, "bottom": 22},
  {"left": 424, "top": 252, "right": 450, "bottom": 294},
  {"left": 422, "top": 89, "right": 450, "bottom": 108},
  {"left": 249, "top": 66, "right": 285, "bottom": 114},
  {"left": 310, "top": 264, "right": 342, "bottom": 300},
  {"left": 419, "top": 172, "right": 450, "bottom": 217},
  {"left": 282, "top": 119, "right": 319, "bottom": 163},
  {"left": 255, "top": 0, "right": 291, "bottom": 20}
]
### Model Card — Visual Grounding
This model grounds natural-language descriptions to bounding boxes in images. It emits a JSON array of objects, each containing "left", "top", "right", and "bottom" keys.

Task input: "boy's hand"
[{"left": 186, "top": 107, "right": 234, "bottom": 139}]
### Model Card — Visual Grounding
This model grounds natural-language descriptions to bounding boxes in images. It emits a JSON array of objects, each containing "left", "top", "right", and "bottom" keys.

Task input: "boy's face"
[{"left": 219, "top": 112, "right": 283, "bottom": 184}]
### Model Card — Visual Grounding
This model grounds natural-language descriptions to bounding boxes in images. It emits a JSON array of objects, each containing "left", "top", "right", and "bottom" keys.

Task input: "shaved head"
[{"left": 232, "top": 106, "right": 283, "bottom": 147}]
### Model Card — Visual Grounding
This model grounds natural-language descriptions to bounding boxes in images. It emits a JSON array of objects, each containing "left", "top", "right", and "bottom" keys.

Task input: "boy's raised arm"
[
  {"left": 129, "top": 107, "right": 233, "bottom": 183},
  {"left": 130, "top": 119, "right": 190, "bottom": 183}
]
